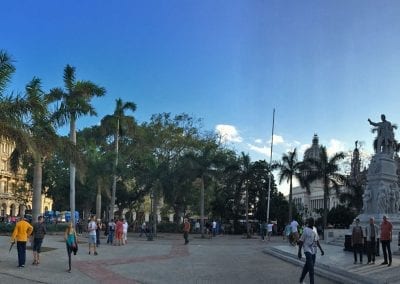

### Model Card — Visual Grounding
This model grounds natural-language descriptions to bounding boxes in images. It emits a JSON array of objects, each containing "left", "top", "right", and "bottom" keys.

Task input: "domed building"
[{"left": 290, "top": 134, "right": 364, "bottom": 223}]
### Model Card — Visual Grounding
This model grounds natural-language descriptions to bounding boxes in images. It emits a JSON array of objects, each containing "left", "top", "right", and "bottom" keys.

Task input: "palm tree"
[
  {"left": 24, "top": 78, "right": 59, "bottom": 221},
  {"left": 275, "top": 148, "right": 304, "bottom": 223},
  {"left": 237, "top": 152, "right": 252, "bottom": 238},
  {"left": 303, "top": 146, "right": 345, "bottom": 229},
  {"left": 181, "top": 140, "right": 223, "bottom": 238},
  {"left": 100, "top": 98, "right": 136, "bottom": 220},
  {"left": 0, "top": 51, "right": 31, "bottom": 141},
  {"left": 49, "top": 65, "right": 105, "bottom": 225}
]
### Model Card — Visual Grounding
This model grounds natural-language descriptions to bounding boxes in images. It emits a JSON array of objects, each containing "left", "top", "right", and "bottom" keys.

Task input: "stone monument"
[{"left": 358, "top": 114, "right": 400, "bottom": 228}]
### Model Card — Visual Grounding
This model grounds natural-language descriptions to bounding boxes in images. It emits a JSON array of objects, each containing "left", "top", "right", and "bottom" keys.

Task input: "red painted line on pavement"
[{"left": 74, "top": 241, "right": 189, "bottom": 283}]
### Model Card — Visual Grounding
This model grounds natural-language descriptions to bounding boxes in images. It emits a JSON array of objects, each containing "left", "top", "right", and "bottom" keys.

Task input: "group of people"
[
  {"left": 351, "top": 215, "right": 393, "bottom": 266},
  {"left": 10, "top": 215, "right": 45, "bottom": 268},
  {"left": 9, "top": 214, "right": 131, "bottom": 273},
  {"left": 105, "top": 217, "right": 129, "bottom": 246},
  {"left": 260, "top": 221, "right": 274, "bottom": 241}
]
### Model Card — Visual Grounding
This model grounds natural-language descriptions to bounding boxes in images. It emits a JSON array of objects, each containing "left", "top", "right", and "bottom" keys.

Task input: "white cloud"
[
  {"left": 327, "top": 139, "right": 346, "bottom": 156},
  {"left": 254, "top": 139, "right": 263, "bottom": 144},
  {"left": 268, "top": 134, "right": 284, "bottom": 145},
  {"left": 215, "top": 124, "right": 243, "bottom": 143},
  {"left": 248, "top": 143, "right": 270, "bottom": 157}
]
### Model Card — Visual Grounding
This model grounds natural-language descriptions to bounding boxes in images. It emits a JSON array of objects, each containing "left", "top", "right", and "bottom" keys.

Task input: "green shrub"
[
  {"left": 0, "top": 222, "right": 15, "bottom": 233},
  {"left": 45, "top": 223, "right": 69, "bottom": 232},
  {"left": 156, "top": 222, "right": 181, "bottom": 233}
]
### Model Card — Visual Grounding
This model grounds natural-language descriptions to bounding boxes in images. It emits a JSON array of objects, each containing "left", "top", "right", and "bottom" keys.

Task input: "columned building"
[
  {"left": 0, "top": 136, "right": 52, "bottom": 218},
  {"left": 290, "top": 134, "right": 349, "bottom": 221}
]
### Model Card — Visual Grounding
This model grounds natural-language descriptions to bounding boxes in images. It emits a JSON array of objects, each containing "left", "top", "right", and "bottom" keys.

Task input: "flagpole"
[{"left": 266, "top": 108, "right": 275, "bottom": 223}]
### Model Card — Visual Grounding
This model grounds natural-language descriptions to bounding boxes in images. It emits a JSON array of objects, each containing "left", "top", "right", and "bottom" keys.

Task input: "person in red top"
[
  {"left": 380, "top": 215, "right": 393, "bottom": 266},
  {"left": 183, "top": 218, "right": 190, "bottom": 245},
  {"left": 115, "top": 218, "right": 123, "bottom": 246}
]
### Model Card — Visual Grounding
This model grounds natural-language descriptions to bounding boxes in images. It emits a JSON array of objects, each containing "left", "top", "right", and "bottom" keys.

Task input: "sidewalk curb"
[{"left": 264, "top": 247, "right": 379, "bottom": 284}]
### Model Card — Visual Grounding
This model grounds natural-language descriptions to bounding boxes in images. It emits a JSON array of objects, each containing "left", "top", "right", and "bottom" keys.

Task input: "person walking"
[
  {"left": 183, "top": 218, "right": 190, "bottom": 245},
  {"left": 87, "top": 216, "right": 98, "bottom": 255},
  {"left": 290, "top": 219, "right": 299, "bottom": 245},
  {"left": 380, "top": 215, "right": 392, "bottom": 266},
  {"left": 107, "top": 219, "right": 116, "bottom": 244},
  {"left": 115, "top": 218, "right": 123, "bottom": 246},
  {"left": 122, "top": 219, "right": 128, "bottom": 245},
  {"left": 260, "top": 221, "right": 266, "bottom": 241},
  {"left": 11, "top": 216, "right": 33, "bottom": 268},
  {"left": 64, "top": 221, "right": 78, "bottom": 272},
  {"left": 96, "top": 219, "right": 102, "bottom": 247},
  {"left": 351, "top": 218, "right": 364, "bottom": 264},
  {"left": 212, "top": 220, "right": 217, "bottom": 237},
  {"left": 365, "top": 217, "right": 379, "bottom": 264},
  {"left": 32, "top": 215, "right": 46, "bottom": 265},
  {"left": 139, "top": 221, "right": 146, "bottom": 237},
  {"left": 298, "top": 217, "right": 323, "bottom": 284},
  {"left": 267, "top": 221, "right": 273, "bottom": 241}
]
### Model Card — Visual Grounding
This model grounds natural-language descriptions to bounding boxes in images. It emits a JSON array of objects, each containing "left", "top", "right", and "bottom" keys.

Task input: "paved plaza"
[{"left": 1, "top": 232, "right": 399, "bottom": 283}]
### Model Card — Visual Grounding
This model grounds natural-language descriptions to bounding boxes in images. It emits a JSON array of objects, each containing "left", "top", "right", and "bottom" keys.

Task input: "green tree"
[
  {"left": 275, "top": 148, "right": 304, "bottom": 223},
  {"left": 303, "top": 146, "right": 345, "bottom": 229},
  {"left": 100, "top": 98, "right": 136, "bottom": 220},
  {"left": 23, "top": 78, "right": 60, "bottom": 221},
  {"left": 49, "top": 64, "right": 105, "bottom": 225}
]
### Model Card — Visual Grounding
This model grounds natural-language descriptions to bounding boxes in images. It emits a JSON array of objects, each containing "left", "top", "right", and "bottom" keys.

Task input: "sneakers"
[
  {"left": 94, "top": 251, "right": 98, "bottom": 255},
  {"left": 381, "top": 262, "right": 388, "bottom": 265}
]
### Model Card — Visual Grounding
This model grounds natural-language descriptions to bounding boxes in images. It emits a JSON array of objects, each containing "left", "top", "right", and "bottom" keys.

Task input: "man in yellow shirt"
[{"left": 11, "top": 216, "right": 33, "bottom": 268}]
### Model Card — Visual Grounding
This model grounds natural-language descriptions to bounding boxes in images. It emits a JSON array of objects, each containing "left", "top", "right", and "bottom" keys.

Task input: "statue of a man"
[
  {"left": 362, "top": 187, "right": 372, "bottom": 213},
  {"left": 368, "top": 114, "right": 394, "bottom": 153}
]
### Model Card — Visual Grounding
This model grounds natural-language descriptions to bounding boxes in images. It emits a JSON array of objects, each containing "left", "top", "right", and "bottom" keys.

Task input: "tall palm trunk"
[
  {"left": 245, "top": 185, "right": 250, "bottom": 238},
  {"left": 70, "top": 117, "right": 76, "bottom": 226},
  {"left": 288, "top": 176, "right": 293, "bottom": 222},
  {"left": 32, "top": 157, "right": 42, "bottom": 222},
  {"left": 96, "top": 181, "right": 102, "bottom": 219},
  {"left": 110, "top": 119, "right": 119, "bottom": 220},
  {"left": 200, "top": 176, "right": 205, "bottom": 238}
]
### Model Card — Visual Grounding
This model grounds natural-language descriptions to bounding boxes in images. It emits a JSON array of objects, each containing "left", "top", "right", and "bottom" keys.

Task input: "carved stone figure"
[
  {"left": 368, "top": 114, "right": 395, "bottom": 154},
  {"left": 378, "top": 189, "right": 387, "bottom": 213},
  {"left": 388, "top": 189, "right": 396, "bottom": 213},
  {"left": 362, "top": 187, "right": 372, "bottom": 213}
]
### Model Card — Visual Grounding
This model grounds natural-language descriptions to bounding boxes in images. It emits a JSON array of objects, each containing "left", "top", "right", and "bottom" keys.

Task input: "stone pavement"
[
  {"left": 1, "top": 232, "right": 398, "bottom": 283},
  {"left": 264, "top": 236, "right": 400, "bottom": 284},
  {"left": 0, "top": 232, "right": 335, "bottom": 284}
]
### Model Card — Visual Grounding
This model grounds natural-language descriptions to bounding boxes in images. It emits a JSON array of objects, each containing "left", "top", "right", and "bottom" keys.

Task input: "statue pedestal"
[{"left": 358, "top": 153, "right": 400, "bottom": 230}]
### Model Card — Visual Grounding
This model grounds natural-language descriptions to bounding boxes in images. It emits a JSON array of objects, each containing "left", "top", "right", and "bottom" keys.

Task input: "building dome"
[{"left": 303, "top": 134, "right": 320, "bottom": 160}]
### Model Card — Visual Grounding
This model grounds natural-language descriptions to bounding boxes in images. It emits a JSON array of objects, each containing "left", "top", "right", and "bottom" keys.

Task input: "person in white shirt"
[
  {"left": 290, "top": 219, "right": 299, "bottom": 245},
  {"left": 267, "top": 222, "right": 273, "bottom": 241},
  {"left": 212, "top": 221, "right": 217, "bottom": 237},
  {"left": 122, "top": 219, "right": 128, "bottom": 245},
  {"left": 298, "top": 218, "right": 324, "bottom": 284},
  {"left": 87, "top": 215, "right": 98, "bottom": 255}
]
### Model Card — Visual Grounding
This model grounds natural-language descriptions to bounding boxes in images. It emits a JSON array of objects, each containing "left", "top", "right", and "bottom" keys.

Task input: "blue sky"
[{"left": 3, "top": 1, "right": 400, "bottom": 194}]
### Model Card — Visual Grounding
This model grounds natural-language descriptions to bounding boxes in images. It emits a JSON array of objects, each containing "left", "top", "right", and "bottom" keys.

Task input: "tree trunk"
[
  {"left": 288, "top": 176, "right": 293, "bottom": 223},
  {"left": 96, "top": 182, "right": 101, "bottom": 220},
  {"left": 246, "top": 185, "right": 250, "bottom": 238},
  {"left": 200, "top": 176, "right": 205, "bottom": 238},
  {"left": 153, "top": 190, "right": 157, "bottom": 236},
  {"left": 70, "top": 117, "right": 76, "bottom": 226},
  {"left": 32, "top": 158, "right": 42, "bottom": 222},
  {"left": 110, "top": 122, "right": 119, "bottom": 221}
]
